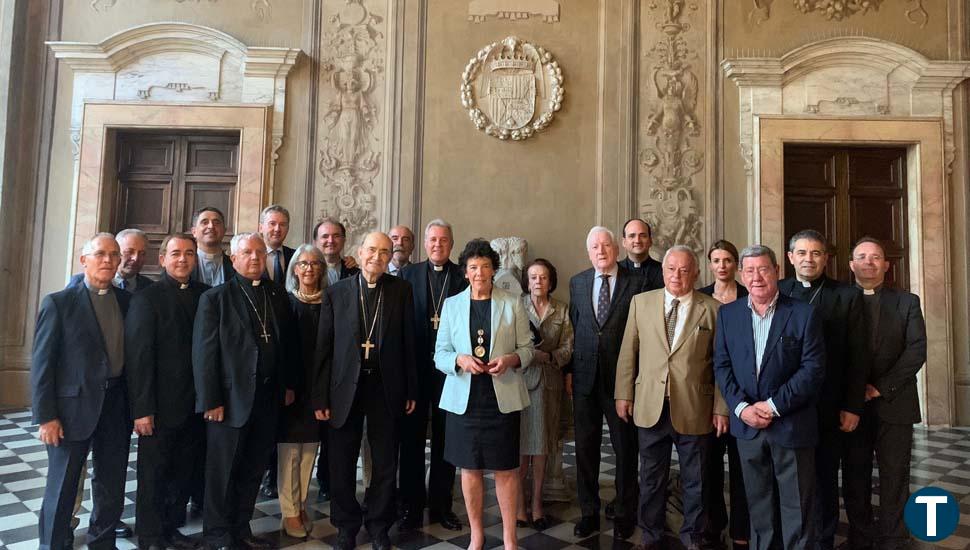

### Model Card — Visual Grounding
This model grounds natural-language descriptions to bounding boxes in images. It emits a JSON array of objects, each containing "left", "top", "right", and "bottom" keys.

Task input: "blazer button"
[{"left": 597, "top": 331, "right": 602, "bottom": 336}]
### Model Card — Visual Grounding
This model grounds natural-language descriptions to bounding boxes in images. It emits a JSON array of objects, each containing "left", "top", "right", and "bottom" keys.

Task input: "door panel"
[{"left": 784, "top": 145, "right": 909, "bottom": 289}]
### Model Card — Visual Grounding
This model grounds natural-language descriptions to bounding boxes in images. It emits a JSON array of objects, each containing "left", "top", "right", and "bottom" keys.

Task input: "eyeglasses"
[
  {"left": 741, "top": 266, "right": 775, "bottom": 276},
  {"left": 296, "top": 260, "right": 323, "bottom": 270}
]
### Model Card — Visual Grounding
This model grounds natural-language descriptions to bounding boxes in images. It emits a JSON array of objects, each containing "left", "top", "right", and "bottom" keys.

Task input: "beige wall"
[{"left": 2, "top": 0, "right": 968, "bottom": 421}]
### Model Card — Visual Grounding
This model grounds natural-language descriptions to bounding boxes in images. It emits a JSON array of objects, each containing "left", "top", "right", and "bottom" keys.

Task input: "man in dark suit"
[
  {"left": 190, "top": 206, "right": 236, "bottom": 286},
  {"left": 126, "top": 233, "right": 208, "bottom": 550},
  {"left": 67, "top": 228, "right": 154, "bottom": 293},
  {"left": 780, "top": 229, "right": 868, "bottom": 550},
  {"left": 192, "top": 232, "right": 298, "bottom": 550},
  {"left": 259, "top": 204, "right": 295, "bottom": 284},
  {"left": 256, "top": 204, "right": 295, "bottom": 498},
  {"left": 311, "top": 217, "right": 360, "bottom": 502},
  {"left": 713, "top": 244, "right": 826, "bottom": 550},
  {"left": 842, "top": 237, "right": 926, "bottom": 550},
  {"left": 313, "top": 217, "right": 360, "bottom": 285},
  {"left": 32, "top": 233, "right": 133, "bottom": 550},
  {"left": 618, "top": 218, "right": 663, "bottom": 291},
  {"left": 398, "top": 219, "right": 468, "bottom": 531},
  {"left": 313, "top": 231, "right": 418, "bottom": 550},
  {"left": 567, "top": 226, "right": 646, "bottom": 540}
]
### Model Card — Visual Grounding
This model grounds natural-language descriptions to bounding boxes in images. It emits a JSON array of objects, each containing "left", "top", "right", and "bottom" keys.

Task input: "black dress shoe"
[
  {"left": 532, "top": 516, "right": 550, "bottom": 531},
  {"left": 237, "top": 534, "right": 272, "bottom": 550},
  {"left": 573, "top": 515, "right": 600, "bottom": 538},
  {"left": 430, "top": 509, "right": 462, "bottom": 531},
  {"left": 516, "top": 518, "right": 530, "bottom": 528},
  {"left": 371, "top": 531, "right": 391, "bottom": 550},
  {"left": 335, "top": 530, "right": 357, "bottom": 550},
  {"left": 399, "top": 508, "right": 422, "bottom": 531},
  {"left": 165, "top": 531, "right": 201, "bottom": 549},
  {"left": 613, "top": 519, "right": 635, "bottom": 540},
  {"left": 115, "top": 521, "right": 134, "bottom": 538},
  {"left": 605, "top": 501, "right": 616, "bottom": 521}
]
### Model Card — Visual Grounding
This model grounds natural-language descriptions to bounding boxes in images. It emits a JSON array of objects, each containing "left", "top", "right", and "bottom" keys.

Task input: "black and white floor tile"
[{"left": 1, "top": 408, "right": 969, "bottom": 549}]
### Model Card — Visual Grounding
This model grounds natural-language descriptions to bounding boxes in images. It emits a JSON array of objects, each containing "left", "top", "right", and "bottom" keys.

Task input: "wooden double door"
[
  {"left": 112, "top": 132, "right": 240, "bottom": 276},
  {"left": 783, "top": 145, "right": 909, "bottom": 290}
]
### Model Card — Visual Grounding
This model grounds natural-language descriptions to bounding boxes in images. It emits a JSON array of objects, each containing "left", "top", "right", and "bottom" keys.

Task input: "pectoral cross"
[
  {"left": 431, "top": 314, "right": 440, "bottom": 330},
  {"left": 260, "top": 330, "right": 271, "bottom": 343},
  {"left": 361, "top": 339, "right": 375, "bottom": 360}
]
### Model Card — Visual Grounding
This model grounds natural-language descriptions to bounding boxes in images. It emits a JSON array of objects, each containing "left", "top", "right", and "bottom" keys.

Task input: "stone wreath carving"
[{"left": 460, "top": 36, "right": 564, "bottom": 141}]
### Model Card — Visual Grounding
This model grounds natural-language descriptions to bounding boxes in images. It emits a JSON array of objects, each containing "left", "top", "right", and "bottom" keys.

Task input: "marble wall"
[{"left": 0, "top": 0, "right": 968, "bottom": 423}]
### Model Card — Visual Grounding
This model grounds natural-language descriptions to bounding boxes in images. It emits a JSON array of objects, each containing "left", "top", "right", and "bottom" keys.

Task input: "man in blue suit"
[
  {"left": 713, "top": 244, "right": 826, "bottom": 550},
  {"left": 32, "top": 233, "right": 133, "bottom": 550}
]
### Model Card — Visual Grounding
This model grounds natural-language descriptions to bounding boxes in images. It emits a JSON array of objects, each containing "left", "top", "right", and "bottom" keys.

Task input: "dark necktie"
[
  {"left": 119, "top": 278, "right": 128, "bottom": 291},
  {"left": 596, "top": 274, "right": 611, "bottom": 326},
  {"left": 273, "top": 250, "right": 284, "bottom": 282},
  {"left": 665, "top": 298, "right": 680, "bottom": 348}
]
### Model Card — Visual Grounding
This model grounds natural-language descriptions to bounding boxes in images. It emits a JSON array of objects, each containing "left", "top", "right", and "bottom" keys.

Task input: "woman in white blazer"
[{"left": 435, "top": 239, "right": 534, "bottom": 550}]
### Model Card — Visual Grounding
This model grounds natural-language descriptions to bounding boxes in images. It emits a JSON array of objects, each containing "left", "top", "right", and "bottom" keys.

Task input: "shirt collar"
[
  {"left": 664, "top": 289, "right": 692, "bottom": 308},
  {"left": 198, "top": 250, "right": 222, "bottom": 262},
  {"left": 855, "top": 282, "right": 883, "bottom": 295},
  {"left": 84, "top": 279, "right": 112, "bottom": 295},
  {"left": 747, "top": 291, "right": 779, "bottom": 319},
  {"left": 595, "top": 264, "right": 619, "bottom": 280},
  {"left": 795, "top": 274, "right": 825, "bottom": 288}
]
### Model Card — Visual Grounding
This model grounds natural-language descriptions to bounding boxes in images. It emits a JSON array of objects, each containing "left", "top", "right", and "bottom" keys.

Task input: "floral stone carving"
[
  {"left": 460, "top": 36, "right": 564, "bottom": 141},
  {"left": 317, "top": 0, "right": 384, "bottom": 245}
]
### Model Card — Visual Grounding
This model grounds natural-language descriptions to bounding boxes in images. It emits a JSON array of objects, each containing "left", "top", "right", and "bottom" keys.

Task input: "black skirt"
[{"left": 444, "top": 373, "right": 520, "bottom": 471}]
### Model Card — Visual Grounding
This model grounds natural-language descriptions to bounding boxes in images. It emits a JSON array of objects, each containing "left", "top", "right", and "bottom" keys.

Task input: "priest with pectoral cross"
[
  {"left": 192, "top": 232, "right": 297, "bottom": 550},
  {"left": 313, "top": 231, "right": 417, "bottom": 550}
]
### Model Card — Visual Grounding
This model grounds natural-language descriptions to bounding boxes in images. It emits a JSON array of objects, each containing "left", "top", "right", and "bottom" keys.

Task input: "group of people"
[{"left": 29, "top": 207, "right": 925, "bottom": 550}]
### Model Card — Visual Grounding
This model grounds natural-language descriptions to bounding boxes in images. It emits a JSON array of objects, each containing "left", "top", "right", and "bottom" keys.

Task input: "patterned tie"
[
  {"left": 665, "top": 298, "right": 680, "bottom": 348},
  {"left": 596, "top": 274, "right": 611, "bottom": 326}
]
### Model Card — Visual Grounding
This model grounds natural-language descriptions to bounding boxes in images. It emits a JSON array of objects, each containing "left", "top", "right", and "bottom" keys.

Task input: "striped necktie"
[{"left": 665, "top": 298, "right": 679, "bottom": 348}]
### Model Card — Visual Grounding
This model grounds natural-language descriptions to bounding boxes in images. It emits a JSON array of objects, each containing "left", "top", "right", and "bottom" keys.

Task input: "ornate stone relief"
[
  {"left": 638, "top": 0, "right": 704, "bottom": 257},
  {"left": 460, "top": 36, "right": 564, "bottom": 141},
  {"left": 490, "top": 236, "right": 527, "bottom": 294},
  {"left": 316, "top": 0, "right": 384, "bottom": 246},
  {"left": 92, "top": 0, "right": 273, "bottom": 20},
  {"left": 750, "top": 0, "right": 927, "bottom": 27},
  {"left": 468, "top": 0, "right": 560, "bottom": 23}
]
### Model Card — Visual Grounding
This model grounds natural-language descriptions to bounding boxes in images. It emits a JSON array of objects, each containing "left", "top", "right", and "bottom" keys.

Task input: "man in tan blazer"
[{"left": 616, "top": 245, "right": 729, "bottom": 550}]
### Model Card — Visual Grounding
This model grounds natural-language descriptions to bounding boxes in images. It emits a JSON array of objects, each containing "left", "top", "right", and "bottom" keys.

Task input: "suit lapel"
[
  {"left": 606, "top": 269, "right": 630, "bottom": 324},
  {"left": 228, "top": 281, "right": 256, "bottom": 346},
  {"left": 489, "top": 293, "right": 500, "bottom": 355},
  {"left": 760, "top": 299, "right": 791, "bottom": 370},
  {"left": 875, "top": 288, "right": 898, "bottom": 349},
  {"left": 455, "top": 288, "right": 471, "bottom": 354},
  {"left": 670, "top": 296, "right": 703, "bottom": 356},
  {"left": 378, "top": 277, "right": 392, "bottom": 347},
  {"left": 583, "top": 270, "right": 597, "bottom": 327},
  {"left": 350, "top": 276, "right": 363, "bottom": 345},
  {"left": 74, "top": 284, "right": 109, "bottom": 359},
  {"left": 736, "top": 302, "right": 757, "bottom": 383},
  {"left": 650, "top": 292, "right": 670, "bottom": 353}
]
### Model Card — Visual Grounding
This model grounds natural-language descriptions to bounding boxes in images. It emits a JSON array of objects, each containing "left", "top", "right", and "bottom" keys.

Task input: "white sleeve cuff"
[
  {"left": 767, "top": 398, "right": 780, "bottom": 417},
  {"left": 734, "top": 401, "right": 750, "bottom": 418}
]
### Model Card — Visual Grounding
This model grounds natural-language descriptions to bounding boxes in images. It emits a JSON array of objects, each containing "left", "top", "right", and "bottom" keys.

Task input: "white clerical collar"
[
  {"left": 251, "top": 279, "right": 261, "bottom": 287},
  {"left": 84, "top": 280, "right": 111, "bottom": 295},
  {"left": 198, "top": 250, "right": 221, "bottom": 261},
  {"left": 796, "top": 275, "right": 821, "bottom": 288},
  {"left": 431, "top": 262, "right": 444, "bottom": 272},
  {"left": 179, "top": 282, "right": 189, "bottom": 290}
]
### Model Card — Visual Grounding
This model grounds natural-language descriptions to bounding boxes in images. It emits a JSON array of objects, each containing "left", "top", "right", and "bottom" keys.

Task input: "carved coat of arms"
[{"left": 460, "top": 36, "right": 564, "bottom": 141}]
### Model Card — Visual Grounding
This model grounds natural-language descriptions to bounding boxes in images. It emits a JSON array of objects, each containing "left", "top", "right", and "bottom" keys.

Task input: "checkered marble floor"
[{"left": 1, "top": 407, "right": 969, "bottom": 549}]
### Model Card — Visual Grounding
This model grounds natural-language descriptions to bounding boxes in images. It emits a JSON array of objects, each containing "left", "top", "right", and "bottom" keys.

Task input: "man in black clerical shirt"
[
  {"left": 32, "top": 233, "right": 132, "bottom": 550},
  {"left": 398, "top": 219, "right": 468, "bottom": 531},
  {"left": 618, "top": 218, "right": 664, "bottom": 291},
  {"left": 842, "top": 237, "right": 926, "bottom": 550},
  {"left": 779, "top": 229, "right": 868, "bottom": 550},
  {"left": 314, "top": 232, "right": 418, "bottom": 550},
  {"left": 126, "top": 233, "right": 208, "bottom": 550},
  {"left": 193, "top": 232, "right": 297, "bottom": 550}
]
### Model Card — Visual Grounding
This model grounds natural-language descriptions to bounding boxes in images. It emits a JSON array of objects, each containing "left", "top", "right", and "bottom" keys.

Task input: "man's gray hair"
[
  {"left": 425, "top": 218, "right": 453, "bottom": 240},
  {"left": 81, "top": 232, "right": 117, "bottom": 256},
  {"left": 787, "top": 229, "right": 827, "bottom": 252},
  {"left": 115, "top": 228, "right": 147, "bottom": 245},
  {"left": 586, "top": 226, "right": 617, "bottom": 250},
  {"left": 229, "top": 232, "right": 265, "bottom": 255},
  {"left": 260, "top": 204, "right": 290, "bottom": 224},
  {"left": 739, "top": 244, "right": 778, "bottom": 268},
  {"left": 284, "top": 244, "right": 327, "bottom": 294},
  {"left": 662, "top": 244, "right": 698, "bottom": 271}
]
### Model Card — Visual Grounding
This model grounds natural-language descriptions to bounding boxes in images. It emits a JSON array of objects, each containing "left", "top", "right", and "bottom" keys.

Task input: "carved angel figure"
[
  {"left": 324, "top": 66, "right": 374, "bottom": 166},
  {"left": 646, "top": 67, "right": 699, "bottom": 141}
]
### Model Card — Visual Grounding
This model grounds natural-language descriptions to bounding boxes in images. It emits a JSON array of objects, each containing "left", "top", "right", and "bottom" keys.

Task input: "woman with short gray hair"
[{"left": 277, "top": 244, "right": 328, "bottom": 539}]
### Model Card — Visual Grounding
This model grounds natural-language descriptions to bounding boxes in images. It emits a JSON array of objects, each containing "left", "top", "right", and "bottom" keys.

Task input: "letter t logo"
[{"left": 915, "top": 495, "right": 949, "bottom": 537}]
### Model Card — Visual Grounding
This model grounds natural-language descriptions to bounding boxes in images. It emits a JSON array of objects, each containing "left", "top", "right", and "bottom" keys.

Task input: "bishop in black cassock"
[{"left": 192, "top": 233, "right": 298, "bottom": 550}]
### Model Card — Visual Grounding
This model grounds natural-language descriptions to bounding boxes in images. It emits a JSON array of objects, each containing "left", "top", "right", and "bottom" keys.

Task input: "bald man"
[
  {"left": 387, "top": 225, "right": 415, "bottom": 276},
  {"left": 313, "top": 232, "right": 418, "bottom": 550}
]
